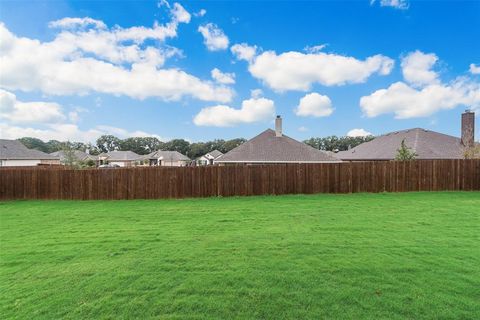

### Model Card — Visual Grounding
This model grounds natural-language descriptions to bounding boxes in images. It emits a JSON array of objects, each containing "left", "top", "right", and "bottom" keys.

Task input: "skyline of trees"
[{"left": 17, "top": 134, "right": 374, "bottom": 160}]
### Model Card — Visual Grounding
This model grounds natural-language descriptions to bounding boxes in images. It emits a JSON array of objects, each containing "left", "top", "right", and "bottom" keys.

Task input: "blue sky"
[{"left": 0, "top": 0, "right": 479, "bottom": 142}]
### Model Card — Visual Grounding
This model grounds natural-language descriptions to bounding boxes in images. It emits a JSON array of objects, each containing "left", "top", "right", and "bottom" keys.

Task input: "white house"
[
  {"left": 197, "top": 150, "right": 223, "bottom": 165},
  {"left": 0, "top": 139, "right": 60, "bottom": 167}
]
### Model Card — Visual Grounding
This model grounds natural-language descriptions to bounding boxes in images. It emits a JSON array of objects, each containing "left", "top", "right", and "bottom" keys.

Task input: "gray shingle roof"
[
  {"left": 50, "top": 150, "right": 97, "bottom": 161},
  {"left": 337, "top": 128, "right": 468, "bottom": 160},
  {"left": 216, "top": 129, "right": 341, "bottom": 163},
  {"left": 0, "top": 139, "right": 59, "bottom": 160},
  {"left": 99, "top": 151, "right": 142, "bottom": 161},
  {"left": 145, "top": 150, "right": 190, "bottom": 161},
  {"left": 206, "top": 150, "right": 223, "bottom": 159}
]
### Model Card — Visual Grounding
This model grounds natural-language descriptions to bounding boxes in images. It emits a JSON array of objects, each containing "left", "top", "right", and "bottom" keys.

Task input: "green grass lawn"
[{"left": 1, "top": 192, "right": 479, "bottom": 319}]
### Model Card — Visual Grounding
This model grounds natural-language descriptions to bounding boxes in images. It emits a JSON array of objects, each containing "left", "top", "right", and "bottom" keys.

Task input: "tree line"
[{"left": 17, "top": 134, "right": 375, "bottom": 160}]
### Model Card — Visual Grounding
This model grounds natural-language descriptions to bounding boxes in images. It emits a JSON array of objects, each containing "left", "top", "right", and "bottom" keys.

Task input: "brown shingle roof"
[
  {"left": 216, "top": 129, "right": 341, "bottom": 163},
  {"left": 0, "top": 139, "right": 59, "bottom": 160},
  {"left": 337, "top": 128, "right": 468, "bottom": 160}
]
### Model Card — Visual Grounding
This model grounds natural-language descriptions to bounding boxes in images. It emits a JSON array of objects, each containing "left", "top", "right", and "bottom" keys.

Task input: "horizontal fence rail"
[{"left": 1, "top": 160, "right": 479, "bottom": 200}]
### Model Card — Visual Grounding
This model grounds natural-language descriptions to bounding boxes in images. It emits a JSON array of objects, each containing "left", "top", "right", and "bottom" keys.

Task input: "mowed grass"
[{"left": 1, "top": 192, "right": 479, "bottom": 319}]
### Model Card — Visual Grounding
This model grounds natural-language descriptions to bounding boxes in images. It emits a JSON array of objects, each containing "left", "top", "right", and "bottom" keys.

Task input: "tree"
[
  {"left": 96, "top": 135, "right": 121, "bottom": 153},
  {"left": 61, "top": 143, "right": 79, "bottom": 168},
  {"left": 395, "top": 139, "right": 417, "bottom": 160},
  {"left": 162, "top": 139, "right": 190, "bottom": 155},
  {"left": 464, "top": 145, "right": 480, "bottom": 159},
  {"left": 17, "top": 137, "right": 49, "bottom": 153},
  {"left": 304, "top": 135, "right": 374, "bottom": 152},
  {"left": 222, "top": 138, "right": 246, "bottom": 153}
]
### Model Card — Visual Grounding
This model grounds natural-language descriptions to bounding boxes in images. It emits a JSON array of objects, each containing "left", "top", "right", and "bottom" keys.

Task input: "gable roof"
[
  {"left": 337, "top": 128, "right": 468, "bottom": 160},
  {"left": 145, "top": 150, "right": 190, "bottom": 161},
  {"left": 0, "top": 139, "right": 59, "bottom": 160},
  {"left": 99, "top": 151, "right": 142, "bottom": 161},
  {"left": 50, "top": 150, "right": 97, "bottom": 161},
  {"left": 205, "top": 150, "right": 223, "bottom": 159},
  {"left": 216, "top": 129, "right": 341, "bottom": 163}
]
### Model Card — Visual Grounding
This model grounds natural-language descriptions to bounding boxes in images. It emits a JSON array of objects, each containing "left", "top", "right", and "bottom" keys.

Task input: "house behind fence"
[{"left": 1, "top": 160, "right": 479, "bottom": 200}]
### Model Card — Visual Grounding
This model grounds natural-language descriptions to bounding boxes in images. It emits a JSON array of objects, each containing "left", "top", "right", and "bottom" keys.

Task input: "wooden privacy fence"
[{"left": 1, "top": 160, "right": 479, "bottom": 200}]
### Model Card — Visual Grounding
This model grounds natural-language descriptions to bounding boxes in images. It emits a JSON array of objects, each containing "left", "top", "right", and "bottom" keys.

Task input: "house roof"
[
  {"left": 205, "top": 150, "right": 223, "bottom": 159},
  {"left": 50, "top": 150, "right": 97, "bottom": 161},
  {"left": 99, "top": 151, "right": 142, "bottom": 161},
  {"left": 0, "top": 139, "right": 59, "bottom": 160},
  {"left": 145, "top": 150, "right": 190, "bottom": 161},
  {"left": 337, "top": 128, "right": 468, "bottom": 160},
  {"left": 215, "top": 129, "right": 341, "bottom": 163}
]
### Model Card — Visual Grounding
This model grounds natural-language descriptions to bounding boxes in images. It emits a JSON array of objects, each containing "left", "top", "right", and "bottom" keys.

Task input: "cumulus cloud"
[
  {"left": 371, "top": 0, "right": 409, "bottom": 10},
  {"left": 294, "top": 93, "right": 334, "bottom": 117},
  {"left": 193, "top": 97, "right": 275, "bottom": 127},
  {"left": 231, "top": 43, "right": 257, "bottom": 62},
  {"left": 0, "top": 89, "right": 65, "bottom": 123},
  {"left": 247, "top": 50, "right": 394, "bottom": 91},
  {"left": 470, "top": 63, "right": 480, "bottom": 75},
  {"left": 198, "top": 23, "right": 229, "bottom": 51},
  {"left": 0, "top": 5, "right": 233, "bottom": 103},
  {"left": 401, "top": 51, "right": 439, "bottom": 87},
  {"left": 347, "top": 128, "right": 373, "bottom": 137},
  {"left": 49, "top": 17, "right": 107, "bottom": 29},
  {"left": 194, "top": 9, "right": 207, "bottom": 17},
  {"left": 360, "top": 79, "right": 480, "bottom": 118},
  {"left": 360, "top": 50, "right": 480, "bottom": 118},
  {"left": 211, "top": 68, "right": 235, "bottom": 84}
]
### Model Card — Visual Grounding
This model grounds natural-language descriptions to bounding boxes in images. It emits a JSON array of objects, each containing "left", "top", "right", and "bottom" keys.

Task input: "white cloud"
[
  {"left": 470, "top": 63, "right": 480, "bottom": 75},
  {"left": 193, "top": 97, "right": 275, "bottom": 127},
  {"left": 298, "top": 126, "right": 308, "bottom": 132},
  {"left": 0, "top": 8, "right": 233, "bottom": 103},
  {"left": 347, "top": 128, "right": 373, "bottom": 137},
  {"left": 194, "top": 9, "right": 207, "bottom": 17},
  {"left": 304, "top": 44, "right": 328, "bottom": 53},
  {"left": 371, "top": 0, "right": 409, "bottom": 10},
  {"left": 250, "top": 89, "right": 263, "bottom": 99},
  {"left": 211, "top": 68, "right": 235, "bottom": 84},
  {"left": 0, "top": 122, "right": 162, "bottom": 142},
  {"left": 360, "top": 79, "right": 480, "bottom": 119},
  {"left": 0, "top": 89, "right": 65, "bottom": 124},
  {"left": 49, "top": 17, "right": 107, "bottom": 30},
  {"left": 360, "top": 50, "right": 480, "bottom": 119},
  {"left": 198, "top": 23, "right": 229, "bottom": 51},
  {"left": 170, "top": 2, "right": 191, "bottom": 23},
  {"left": 401, "top": 51, "right": 439, "bottom": 87},
  {"left": 231, "top": 43, "right": 257, "bottom": 62},
  {"left": 248, "top": 50, "right": 394, "bottom": 91},
  {"left": 294, "top": 92, "right": 334, "bottom": 117}
]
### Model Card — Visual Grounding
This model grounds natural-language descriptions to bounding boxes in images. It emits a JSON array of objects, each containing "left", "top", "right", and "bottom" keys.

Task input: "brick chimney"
[
  {"left": 275, "top": 115, "right": 282, "bottom": 137},
  {"left": 461, "top": 110, "right": 475, "bottom": 148}
]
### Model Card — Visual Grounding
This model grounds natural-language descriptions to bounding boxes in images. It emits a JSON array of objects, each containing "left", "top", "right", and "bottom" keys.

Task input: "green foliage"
[
  {"left": 395, "top": 139, "right": 417, "bottom": 160},
  {"left": 61, "top": 144, "right": 79, "bottom": 168},
  {"left": 464, "top": 145, "right": 480, "bottom": 159},
  {"left": 304, "top": 135, "right": 374, "bottom": 151},
  {"left": 96, "top": 135, "right": 121, "bottom": 153},
  {"left": 1, "top": 192, "right": 479, "bottom": 319}
]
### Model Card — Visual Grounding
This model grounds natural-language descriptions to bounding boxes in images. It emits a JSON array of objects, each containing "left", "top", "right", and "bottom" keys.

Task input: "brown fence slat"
[{"left": 0, "top": 160, "right": 479, "bottom": 200}]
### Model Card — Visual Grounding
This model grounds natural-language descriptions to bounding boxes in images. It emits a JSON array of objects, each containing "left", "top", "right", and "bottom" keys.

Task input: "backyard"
[{"left": 1, "top": 192, "right": 479, "bottom": 319}]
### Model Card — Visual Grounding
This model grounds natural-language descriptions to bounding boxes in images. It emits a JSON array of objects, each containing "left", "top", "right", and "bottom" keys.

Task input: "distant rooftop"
[
  {"left": 337, "top": 128, "right": 469, "bottom": 160},
  {"left": 99, "top": 151, "right": 142, "bottom": 161},
  {"left": 216, "top": 129, "right": 340, "bottom": 163},
  {"left": 0, "top": 139, "right": 59, "bottom": 160}
]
